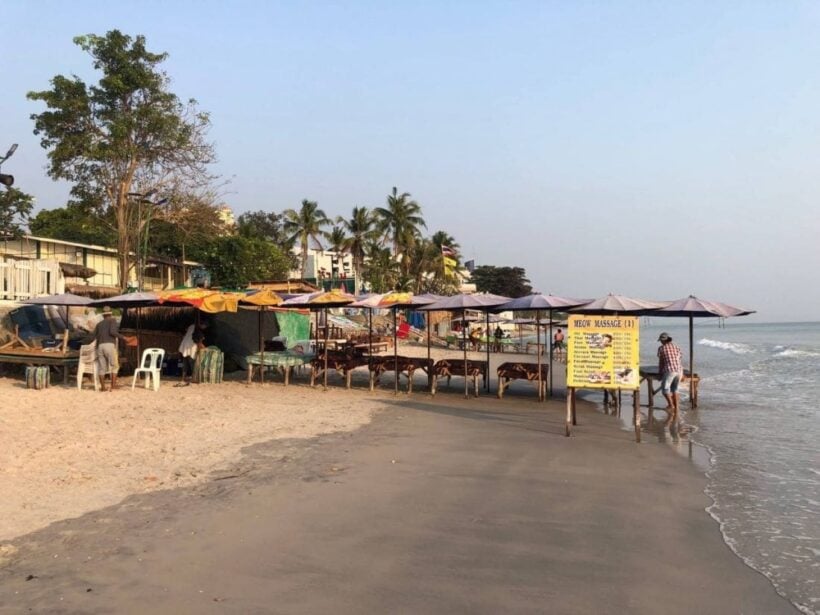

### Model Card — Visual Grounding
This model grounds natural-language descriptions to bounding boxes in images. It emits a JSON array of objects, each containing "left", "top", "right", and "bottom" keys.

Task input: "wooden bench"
[
  {"left": 369, "top": 355, "right": 434, "bottom": 393},
  {"left": 496, "top": 361, "right": 549, "bottom": 400},
  {"left": 431, "top": 359, "right": 488, "bottom": 397},
  {"left": 311, "top": 351, "right": 370, "bottom": 389}
]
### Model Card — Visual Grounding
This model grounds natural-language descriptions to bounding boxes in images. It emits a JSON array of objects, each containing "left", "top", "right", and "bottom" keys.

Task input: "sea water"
[{"left": 637, "top": 321, "right": 820, "bottom": 614}]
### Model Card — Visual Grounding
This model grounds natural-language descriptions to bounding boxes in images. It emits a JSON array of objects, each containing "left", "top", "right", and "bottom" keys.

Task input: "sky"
[{"left": 2, "top": 1, "right": 819, "bottom": 322}]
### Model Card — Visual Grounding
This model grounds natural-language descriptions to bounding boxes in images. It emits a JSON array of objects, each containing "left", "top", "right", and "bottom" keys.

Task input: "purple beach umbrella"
[
  {"left": 649, "top": 295, "right": 755, "bottom": 407},
  {"left": 496, "top": 293, "right": 591, "bottom": 399}
]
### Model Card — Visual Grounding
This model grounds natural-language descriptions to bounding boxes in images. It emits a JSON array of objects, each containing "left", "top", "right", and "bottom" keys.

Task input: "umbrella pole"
[
  {"left": 259, "top": 308, "right": 264, "bottom": 384},
  {"left": 136, "top": 307, "right": 142, "bottom": 365},
  {"left": 323, "top": 308, "right": 329, "bottom": 391},
  {"left": 689, "top": 315, "right": 695, "bottom": 408},
  {"left": 548, "top": 310, "right": 553, "bottom": 398},
  {"left": 368, "top": 309, "right": 373, "bottom": 385},
  {"left": 463, "top": 309, "right": 469, "bottom": 399},
  {"left": 537, "top": 312, "right": 543, "bottom": 401},
  {"left": 485, "top": 311, "right": 490, "bottom": 393},
  {"left": 393, "top": 308, "right": 398, "bottom": 395},
  {"left": 427, "top": 312, "right": 432, "bottom": 390}
]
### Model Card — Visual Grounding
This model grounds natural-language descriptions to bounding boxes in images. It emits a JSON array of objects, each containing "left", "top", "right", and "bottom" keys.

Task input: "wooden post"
[
  {"left": 633, "top": 388, "right": 641, "bottom": 443},
  {"left": 565, "top": 387, "right": 573, "bottom": 436}
]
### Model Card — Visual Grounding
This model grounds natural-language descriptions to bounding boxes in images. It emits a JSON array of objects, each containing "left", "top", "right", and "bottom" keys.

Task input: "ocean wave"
[
  {"left": 775, "top": 348, "right": 820, "bottom": 358},
  {"left": 698, "top": 338, "right": 755, "bottom": 354}
]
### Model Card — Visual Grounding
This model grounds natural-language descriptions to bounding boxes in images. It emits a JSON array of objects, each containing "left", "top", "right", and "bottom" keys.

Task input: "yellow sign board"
[{"left": 566, "top": 315, "right": 640, "bottom": 389}]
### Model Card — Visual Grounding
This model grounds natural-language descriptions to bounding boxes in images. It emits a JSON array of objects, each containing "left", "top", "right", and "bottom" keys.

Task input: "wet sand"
[{"left": 0, "top": 360, "right": 795, "bottom": 614}]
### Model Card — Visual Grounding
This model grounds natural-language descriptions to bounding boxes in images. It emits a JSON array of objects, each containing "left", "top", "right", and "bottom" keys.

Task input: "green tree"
[
  {"left": 237, "top": 210, "right": 291, "bottom": 247},
  {"left": 326, "top": 226, "right": 347, "bottom": 255},
  {"left": 28, "top": 204, "right": 116, "bottom": 246},
  {"left": 0, "top": 188, "right": 34, "bottom": 238},
  {"left": 282, "top": 199, "right": 331, "bottom": 278},
  {"left": 374, "top": 187, "right": 426, "bottom": 275},
  {"left": 471, "top": 265, "right": 532, "bottom": 297},
  {"left": 361, "top": 242, "right": 400, "bottom": 293},
  {"left": 337, "top": 206, "right": 378, "bottom": 289},
  {"left": 28, "top": 30, "right": 215, "bottom": 289},
  {"left": 199, "top": 235, "right": 292, "bottom": 289}
]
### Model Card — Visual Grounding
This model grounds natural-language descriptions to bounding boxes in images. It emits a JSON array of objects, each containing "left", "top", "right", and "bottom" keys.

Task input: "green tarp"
[{"left": 275, "top": 311, "right": 311, "bottom": 347}]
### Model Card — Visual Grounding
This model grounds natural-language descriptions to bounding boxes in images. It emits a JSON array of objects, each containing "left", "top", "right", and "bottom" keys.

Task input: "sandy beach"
[
  {"left": 0, "top": 343, "right": 547, "bottom": 541},
  {"left": 0, "top": 348, "right": 796, "bottom": 613}
]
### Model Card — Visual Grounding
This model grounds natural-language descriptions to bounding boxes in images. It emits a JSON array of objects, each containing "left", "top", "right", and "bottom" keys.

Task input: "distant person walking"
[
  {"left": 494, "top": 325, "right": 504, "bottom": 352},
  {"left": 553, "top": 328, "right": 565, "bottom": 360},
  {"left": 93, "top": 306, "right": 128, "bottom": 392},
  {"left": 657, "top": 332, "right": 684, "bottom": 425}
]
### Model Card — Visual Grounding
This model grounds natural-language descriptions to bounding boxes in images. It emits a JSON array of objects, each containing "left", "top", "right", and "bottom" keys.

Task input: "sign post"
[{"left": 566, "top": 314, "right": 642, "bottom": 441}]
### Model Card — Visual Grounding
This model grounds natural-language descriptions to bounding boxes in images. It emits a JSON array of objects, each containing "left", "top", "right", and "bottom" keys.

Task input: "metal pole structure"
[{"left": 426, "top": 311, "right": 432, "bottom": 390}]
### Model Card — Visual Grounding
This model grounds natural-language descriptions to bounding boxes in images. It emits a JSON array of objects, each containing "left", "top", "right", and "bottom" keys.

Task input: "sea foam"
[{"left": 698, "top": 338, "right": 755, "bottom": 354}]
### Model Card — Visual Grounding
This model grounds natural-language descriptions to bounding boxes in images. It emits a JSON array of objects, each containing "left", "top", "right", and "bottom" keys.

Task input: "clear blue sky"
[{"left": 3, "top": 1, "right": 818, "bottom": 322}]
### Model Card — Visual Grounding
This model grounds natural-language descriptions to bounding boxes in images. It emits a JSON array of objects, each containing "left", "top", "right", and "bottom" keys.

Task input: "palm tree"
[
  {"left": 362, "top": 241, "right": 400, "bottom": 293},
  {"left": 327, "top": 226, "right": 347, "bottom": 255},
  {"left": 374, "top": 187, "right": 426, "bottom": 275},
  {"left": 282, "top": 199, "right": 331, "bottom": 279},
  {"left": 336, "top": 206, "right": 377, "bottom": 289}
]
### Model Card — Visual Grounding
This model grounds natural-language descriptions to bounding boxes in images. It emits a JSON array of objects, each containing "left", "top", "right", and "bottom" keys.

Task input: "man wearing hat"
[
  {"left": 92, "top": 306, "right": 129, "bottom": 391},
  {"left": 657, "top": 332, "right": 684, "bottom": 424}
]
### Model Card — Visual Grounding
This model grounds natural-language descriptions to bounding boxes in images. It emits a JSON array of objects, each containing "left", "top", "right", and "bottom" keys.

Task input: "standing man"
[
  {"left": 93, "top": 306, "right": 129, "bottom": 392},
  {"left": 657, "top": 332, "right": 684, "bottom": 425},
  {"left": 553, "top": 328, "right": 565, "bottom": 360}
]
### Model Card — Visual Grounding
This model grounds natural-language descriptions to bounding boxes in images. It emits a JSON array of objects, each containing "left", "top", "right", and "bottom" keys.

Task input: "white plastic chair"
[
  {"left": 131, "top": 348, "right": 165, "bottom": 391},
  {"left": 77, "top": 341, "right": 99, "bottom": 391}
]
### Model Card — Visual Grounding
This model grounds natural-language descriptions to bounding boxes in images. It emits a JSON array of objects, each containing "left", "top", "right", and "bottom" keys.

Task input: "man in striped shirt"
[{"left": 657, "top": 332, "right": 684, "bottom": 423}]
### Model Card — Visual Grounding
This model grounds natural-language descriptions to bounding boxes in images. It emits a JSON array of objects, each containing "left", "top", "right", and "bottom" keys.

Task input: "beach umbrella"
[
  {"left": 648, "top": 295, "right": 755, "bottom": 407},
  {"left": 375, "top": 292, "right": 439, "bottom": 395},
  {"left": 420, "top": 293, "right": 511, "bottom": 398},
  {"left": 281, "top": 289, "right": 356, "bottom": 390},
  {"left": 155, "top": 289, "right": 241, "bottom": 313},
  {"left": 350, "top": 293, "right": 387, "bottom": 380},
  {"left": 239, "top": 290, "right": 284, "bottom": 384},
  {"left": 23, "top": 292, "right": 94, "bottom": 306},
  {"left": 569, "top": 293, "right": 670, "bottom": 315},
  {"left": 496, "top": 293, "right": 591, "bottom": 400}
]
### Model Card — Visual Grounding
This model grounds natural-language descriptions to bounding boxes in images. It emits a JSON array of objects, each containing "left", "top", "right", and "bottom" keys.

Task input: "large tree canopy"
[
  {"left": 199, "top": 235, "right": 292, "bottom": 289},
  {"left": 28, "top": 204, "right": 115, "bottom": 246},
  {"left": 0, "top": 188, "right": 34, "bottom": 239},
  {"left": 27, "top": 30, "right": 215, "bottom": 289},
  {"left": 471, "top": 265, "right": 532, "bottom": 298}
]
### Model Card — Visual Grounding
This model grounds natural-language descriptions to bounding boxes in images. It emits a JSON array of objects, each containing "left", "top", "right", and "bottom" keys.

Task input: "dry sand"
[
  {"left": 0, "top": 376, "right": 382, "bottom": 542},
  {"left": 0, "top": 342, "right": 550, "bottom": 542}
]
